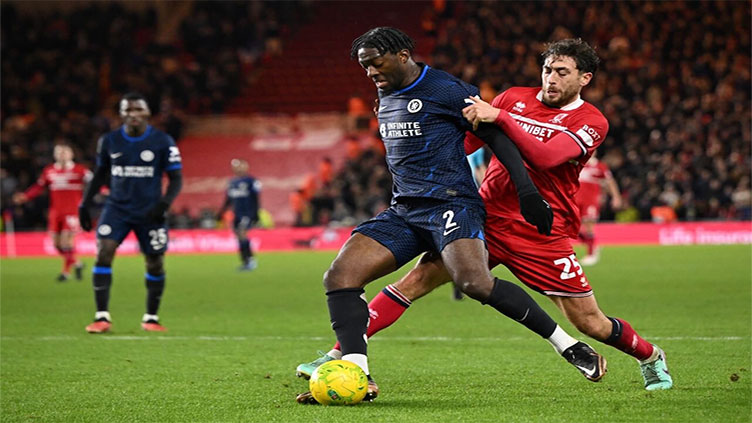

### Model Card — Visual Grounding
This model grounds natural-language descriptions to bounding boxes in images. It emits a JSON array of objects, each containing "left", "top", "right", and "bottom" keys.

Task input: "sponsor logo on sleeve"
[{"left": 576, "top": 124, "right": 601, "bottom": 147}]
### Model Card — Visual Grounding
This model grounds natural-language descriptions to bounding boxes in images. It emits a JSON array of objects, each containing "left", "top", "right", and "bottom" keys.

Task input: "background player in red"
[
  {"left": 13, "top": 144, "right": 91, "bottom": 281},
  {"left": 298, "top": 39, "right": 672, "bottom": 391},
  {"left": 575, "top": 153, "right": 623, "bottom": 265}
]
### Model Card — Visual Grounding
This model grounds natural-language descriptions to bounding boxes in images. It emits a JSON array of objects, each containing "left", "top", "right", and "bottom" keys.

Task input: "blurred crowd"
[
  {"left": 290, "top": 134, "right": 392, "bottom": 227},
  {"left": 2, "top": 1, "right": 750, "bottom": 231},
  {"left": 1, "top": 1, "right": 309, "bottom": 230},
  {"left": 422, "top": 1, "right": 751, "bottom": 221}
]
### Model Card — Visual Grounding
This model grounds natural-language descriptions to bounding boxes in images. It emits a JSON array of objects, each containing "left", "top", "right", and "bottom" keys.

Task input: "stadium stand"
[
  {"left": 420, "top": 1, "right": 751, "bottom": 222},
  {"left": 2, "top": 1, "right": 750, "bottom": 229}
]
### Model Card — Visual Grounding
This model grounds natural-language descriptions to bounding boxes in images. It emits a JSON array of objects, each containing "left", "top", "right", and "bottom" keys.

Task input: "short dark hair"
[
  {"left": 541, "top": 38, "right": 600, "bottom": 75},
  {"left": 121, "top": 92, "right": 148, "bottom": 103},
  {"left": 350, "top": 27, "right": 415, "bottom": 59}
]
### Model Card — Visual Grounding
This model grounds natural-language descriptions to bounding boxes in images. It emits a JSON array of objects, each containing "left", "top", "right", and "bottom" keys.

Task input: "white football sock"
[
  {"left": 341, "top": 353, "right": 369, "bottom": 375},
  {"left": 95, "top": 311, "right": 111, "bottom": 322},
  {"left": 639, "top": 346, "right": 660, "bottom": 364},
  {"left": 547, "top": 325, "right": 579, "bottom": 354},
  {"left": 142, "top": 313, "right": 159, "bottom": 322},
  {"left": 327, "top": 349, "right": 343, "bottom": 360}
]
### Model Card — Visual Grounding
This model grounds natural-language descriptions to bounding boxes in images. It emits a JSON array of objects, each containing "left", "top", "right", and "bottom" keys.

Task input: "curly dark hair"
[
  {"left": 541, "top": 38, "right": 600, "bottom": 75},
  {"left": 350, "top": 27, "right": 415, "bottom": 59}
]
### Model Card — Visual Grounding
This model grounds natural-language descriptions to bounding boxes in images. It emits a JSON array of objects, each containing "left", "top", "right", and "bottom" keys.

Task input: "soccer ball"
[{"left": 309, "top": 359, "right": 368, "bottom": 405}]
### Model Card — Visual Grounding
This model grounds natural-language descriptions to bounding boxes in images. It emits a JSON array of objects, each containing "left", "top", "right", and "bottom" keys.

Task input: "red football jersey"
[
  {"left": 25, "top": 163, "right": 92, "bottom": 215},
  {"left": 469, "top": 87, "right": 609, "bottom": 238},
  {"left": 577, "top": 157, "right": 612, "bottom": 203}
]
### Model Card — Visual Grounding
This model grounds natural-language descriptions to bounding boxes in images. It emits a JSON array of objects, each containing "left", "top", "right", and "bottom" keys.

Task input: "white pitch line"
[{"left": 0, "top": 335, "right": 746, "bottom": 342}]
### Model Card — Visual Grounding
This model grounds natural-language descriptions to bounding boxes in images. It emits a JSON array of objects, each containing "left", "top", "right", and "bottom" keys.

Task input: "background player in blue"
[
  {"left": 217, "top": 158, "right": 261, "bottom": 271},
  {"left": 78, "top": 92, "right": 183, "bottom": 334},
  {"left": 298, "top": 27, "right": 572, "bottom": 403}
]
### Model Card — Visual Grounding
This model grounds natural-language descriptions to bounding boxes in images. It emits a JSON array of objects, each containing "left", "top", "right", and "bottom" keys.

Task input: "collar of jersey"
[
  {"left": 393, "top": 64, "right": 430, "bottom": 95},
  {"left": 535, "top": 90, "right": 584, "bottom": 111},
  {"left": 120, "top": 125, "right": 152, "bottom": 142},
  {"left": 53, "top": 161, "right": 74, "bottom": 171}
]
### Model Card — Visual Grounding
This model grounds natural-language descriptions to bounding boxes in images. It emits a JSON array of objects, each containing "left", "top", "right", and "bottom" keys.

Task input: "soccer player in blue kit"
[
  {"left": 298, "top": 27, "right": 599, "bottom": 403},
  {"left": 79, "top": 93, "right": 183, "bottom": 333},
  {"left": 217, "top": 158, "right": 261, "bottom": 271}
]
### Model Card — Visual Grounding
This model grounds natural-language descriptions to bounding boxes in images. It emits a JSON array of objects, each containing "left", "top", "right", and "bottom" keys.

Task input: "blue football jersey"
[
  {"left": 227, "top": 175, "right": 261, "bottom": 219},
  {"left": 96, "top": 125, "right": 182, "bottom": 217},
  {"left": 377, "top": 64, "right": 481, "bottom": 205}
]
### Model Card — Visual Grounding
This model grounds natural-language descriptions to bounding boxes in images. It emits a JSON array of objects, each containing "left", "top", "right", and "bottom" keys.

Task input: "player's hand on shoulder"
[
  {"left": 78, "top": 205, "right": 92, "bottom": 232},
  {"left": 519, "top": 191, "right": 554, "bottom": 236},
  {"left": 462, "top": 96, "right": 501, "bottom": 131}
]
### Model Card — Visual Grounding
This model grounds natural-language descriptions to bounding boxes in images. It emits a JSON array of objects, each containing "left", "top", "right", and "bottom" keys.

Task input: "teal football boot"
[
  {"left": 640, "top": 345, "right": 673, "bottom": 390},
  {"left": 295, "top": 351, "right": 336, "bottom": 379}
]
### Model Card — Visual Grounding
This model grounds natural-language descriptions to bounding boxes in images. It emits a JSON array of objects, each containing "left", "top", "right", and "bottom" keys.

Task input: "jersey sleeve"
[
  {"left": 35, "top": 168, "right": 50, "bottom": 188},
  {"left": 95, "top": 135, "right": 110, "bottom": 169},
  {"left": 463, "top": 89, "right": 510, "bottom": 155},
  {"left": 82, "top": 167, "right": 93, "bottom": 183},
  {"left": 164, "top": 136, "right": 183, "bottom": 172},
  {"left": 490, "top": 90, "right": 509, "bottom": 109},
  {"left": 564, "top": 112, "right": 609, "bottom": 157},
  {"left": 23, "top": 166, "right": 49, "bottom": 200},
  {"left": 445, "top": 80, "right": 481, "bottom": 132}
]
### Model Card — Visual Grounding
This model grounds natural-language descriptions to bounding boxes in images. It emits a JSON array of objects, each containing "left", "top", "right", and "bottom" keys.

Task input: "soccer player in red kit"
[
  {"left": 575, "top": 153, "right": 622, "bottom": 265},
  {"left": 297, "top": 39, "right": 672, "bottom": 391},
  {"left": 14, "top": 144, "right": 92, "bottom": 281}
]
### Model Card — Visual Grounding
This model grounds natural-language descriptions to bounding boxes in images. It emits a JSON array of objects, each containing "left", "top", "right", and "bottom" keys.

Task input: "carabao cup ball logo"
[
  {"left": 407, "top": 99, "right": 423, "bottom": 113},
  {"left": 140, "top": 150, "right": 155, "bottom": 162},
  {"left": 309, "top": 360, "right": 368, "bottom": 405}
]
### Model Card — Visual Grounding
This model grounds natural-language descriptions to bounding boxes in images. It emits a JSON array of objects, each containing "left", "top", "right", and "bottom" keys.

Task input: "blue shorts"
[
  {"left": 354, "top": 199, "right": 486, "bottom": 268},
  {"left": 233, "top": 215, "right": 256, "bottom": 232},
  {"left": 96, "top": 206, "right": 169, "bottom": 255}
]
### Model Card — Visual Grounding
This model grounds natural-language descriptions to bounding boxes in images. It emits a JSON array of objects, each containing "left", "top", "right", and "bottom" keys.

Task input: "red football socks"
[{"left": 333, "top": 284, "right": 411, "bottom": 351}]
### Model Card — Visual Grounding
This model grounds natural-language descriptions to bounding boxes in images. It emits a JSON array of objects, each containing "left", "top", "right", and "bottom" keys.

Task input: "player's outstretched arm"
[
  {"left": 494, "top": 111, "right": 583, "bottom": 170},
  {"left": 216, "top": 194, "right": 231, "bottom": 220},
  {"left": 79, "top": 166, "right": 108, "bottom": 231},
  {"left": 472, "top": 123, "right": 553, "bottom": 235},
  {"left": 463, "top": 97, "right": 582, "bottom": 170}
]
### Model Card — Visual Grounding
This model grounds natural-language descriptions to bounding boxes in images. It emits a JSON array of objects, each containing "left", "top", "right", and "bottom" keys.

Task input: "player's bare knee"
[
  {"left": 95, "top": 249, "right": 115, "bottom": 267},
  {"left": 455, "top": 276, "right": 492, "bottom": 301},
  {"left": 145, "top": 254, "right": 164, "bottom": 275},
  {"left": 448, "top": 266, "right": 492, "bottom": 299},
  {"left": 323, "top": 266, "right": 346, "bottom": 291}
]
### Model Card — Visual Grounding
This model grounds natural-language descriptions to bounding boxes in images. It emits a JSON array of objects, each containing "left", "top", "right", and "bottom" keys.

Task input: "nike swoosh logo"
[
  {"left": 575, "top": 364, "right": 597, "bottom": 377},
  {"left": 110, "top": 153, "right": 123, "bottom": 159},
  {"left": 443, "top": 227, "right": 460, "bottom": 236},
  {"left": 378, "top": 105, "right": 387, "bottom": 111}
]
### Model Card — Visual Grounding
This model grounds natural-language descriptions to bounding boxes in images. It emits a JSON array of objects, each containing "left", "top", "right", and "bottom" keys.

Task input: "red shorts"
[
  {"left": 485, "top": 215, "right": 592, "bottom": 297},
  {"left": 48, "top": 210, "right": 80, "bottom": 233},
  {"left": 576, "top": 195, "right": 600, "bottom": 221}
]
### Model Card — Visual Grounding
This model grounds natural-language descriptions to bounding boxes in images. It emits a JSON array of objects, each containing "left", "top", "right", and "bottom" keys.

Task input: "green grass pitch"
[{"left": 1, "top": 244, "right": 750, "bottom": 422}]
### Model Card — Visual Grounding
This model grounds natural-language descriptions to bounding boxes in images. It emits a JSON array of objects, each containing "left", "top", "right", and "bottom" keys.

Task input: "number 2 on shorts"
[{"left": 553, "top": 254, "right": 583, "bottom": 280}]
